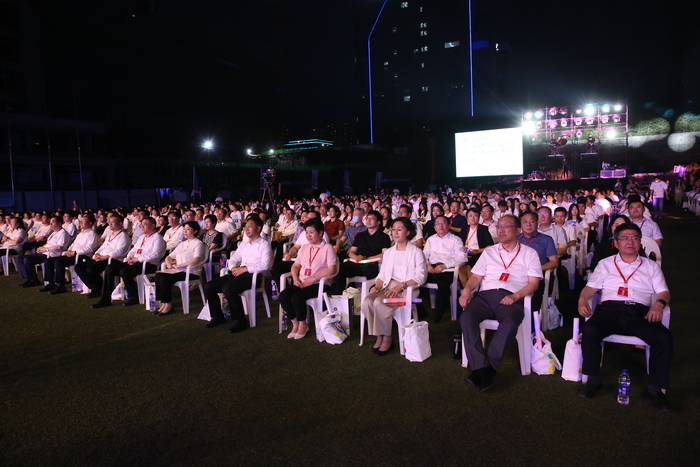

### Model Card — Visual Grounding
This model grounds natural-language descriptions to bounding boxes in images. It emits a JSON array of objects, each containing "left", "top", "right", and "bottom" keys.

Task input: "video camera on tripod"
[{"left": 262, "top": 168, "right": 276, "bottom": 188}]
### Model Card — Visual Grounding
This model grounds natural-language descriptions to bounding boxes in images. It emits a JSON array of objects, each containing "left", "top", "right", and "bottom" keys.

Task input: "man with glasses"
[
  {"left": 536, "top": 206, "right": 567, "bottom": 256},
  {"left": 577, "top": 222, "right": 672, "bottom": 412},
  {"left": 458, "top": 215, "right": 542, "bottom": 392},
  {"left": 421, "top": 215, "right": 468, "bottom": 322},
  {"left": 479, "top": 204, "right": 498, "bottom": 240}
]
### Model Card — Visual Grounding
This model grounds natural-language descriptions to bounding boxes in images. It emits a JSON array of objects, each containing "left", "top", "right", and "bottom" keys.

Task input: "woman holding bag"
[{"left": 362, "top": 217, "right": 427, "bottom": 356}]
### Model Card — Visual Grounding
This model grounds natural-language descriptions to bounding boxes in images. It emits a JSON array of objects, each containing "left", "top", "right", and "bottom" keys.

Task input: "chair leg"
[
  {"left": 262, "top": 291, "right": 271, "bottom": 318},
  {"left": 359, "top": 312, "right": 366, "bottom": 346}
]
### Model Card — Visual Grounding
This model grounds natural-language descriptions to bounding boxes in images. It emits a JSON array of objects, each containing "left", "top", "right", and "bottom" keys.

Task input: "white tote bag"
[
  {"left": 531, "top": 312, "right": 562, "bottom": 375},
  {"left": 198, "top": 303, "right": 211, "bottom": 321},
  {"left": 561, "top": 318, "right": 584, "bottom": 381},
  {"left": 402, "top": 320, "right": 432, "bottom": 362},
  {"left": 144, "top": 281, "right": 157, "bottom": 311},
  {"left": 325, "top": 294, "right": 351, "bottom": 336},
  {"left": 318, "top": 312, "right": 348, "bottom": 345}
]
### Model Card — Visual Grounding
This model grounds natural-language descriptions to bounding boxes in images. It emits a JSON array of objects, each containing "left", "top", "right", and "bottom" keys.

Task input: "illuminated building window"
[
  {"left": 421, "top": 46, "right": 428, "bottom": 52},
  {"left": 414, "top": 48, "right": 419, "bottom": 53},
  {"left": 422, "top": 86, "right": 429, "bottom": 92},
  {"left": 401, "top": 2, "right": 408, "bottom": 8},
  {"left": 392, "top": 27, "right": 398, "bottom": 33},
  {"left": 444, "top": 41, "right": 460, "bottom": 48},
  {"left": 403, "top": 95, "right": 411, "bottom": 102},
  {"left": 393, "top": 74, "right": 399, "bottom": 80},
  {"left": 421, "top": 62, "right": 425, "bottom": 68},
  {"left": 420, "top": 22, "right": 427, "bottom": 28},
  {"left": 393, "top": 50, "right": 398, "bottom": 56},
  {"left": 383, "top": 61, "right": 389, "bottom": 66},
  {"left": 420, "top": 30, "right": 427, "bottom": 36}
]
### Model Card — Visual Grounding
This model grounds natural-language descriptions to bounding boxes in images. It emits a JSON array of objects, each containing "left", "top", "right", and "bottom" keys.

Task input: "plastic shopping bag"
[{"left": 402, "top": 320, "right": 432, "bottom": 362}]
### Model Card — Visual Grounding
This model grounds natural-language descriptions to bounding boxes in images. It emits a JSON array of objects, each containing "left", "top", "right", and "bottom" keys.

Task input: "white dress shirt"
[
  {"left": 95, "top": 230, "right": 131, "bottom": 261},
  {"left": 64, "top": 230, "right": 100, "bottom": 257},
  {"left": 169, "top": 238, "right": 207, "bottom": 276},
  {"left": 538, "top": 223, "right": 568, "bottom": 250},
  {"left": 127, "top": 232, "right": 166, "bottom": 265},
  {"left": 43, "top": 229, "right": 71, "bottom": 258},
  {"left": 633, "top": 218, "right": 663, "bottom": 241},
  {"left": 227, "top": 236, "right": 272, "bottom": 274},
  {"left": 1, "top": 228, "right": 27, "bottom": 252},
  {"left": 472, "top": 243, "right": 542, "bottom": 294},
  {"left": 423, "top": 232, "right": 468, "bottom": 269},
  {"left": 163, "top": 224, "right": 184, "bottom": 250},
  {"left": 586, "top": 254, "right": 668, "bottom": 306}
]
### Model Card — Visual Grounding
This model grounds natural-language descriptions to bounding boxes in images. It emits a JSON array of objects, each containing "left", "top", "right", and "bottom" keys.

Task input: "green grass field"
[{"left": 2, "top": 209, "right": 699, "bottom": 466}]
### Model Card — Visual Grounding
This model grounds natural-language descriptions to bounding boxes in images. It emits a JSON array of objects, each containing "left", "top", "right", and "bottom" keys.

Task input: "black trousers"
[
  {"left": 101, "top": 260, "right": 158, "bottom": 302},
  {"left": 45, "top": 255, "right": 90, "bottom": 286},
  {"left": 74, "top": 258, "right": 109, "bottom": 293},
  {"left": 419, "top": 271, "right": 454, "bottom": 316},
  {"left": 278, "top": 283, "right": 327, "bottom": 321},
  {"left": 203, "top": 272, "right": 258, "bottom": 321},
  {"left": 16, "top": 253, "right": 47, "bottom": 281},
  {"left": 155, "top": 271, "right": 199, "bottom": 303},
  {"left": 271, "top": 260, "right": 293, "bottom": 285},
  {"left": 582, "top": 301, "right": 673, "bottom": 389},
  {"left": 334, "top": 261, "right": 380, "bottom": 295}
]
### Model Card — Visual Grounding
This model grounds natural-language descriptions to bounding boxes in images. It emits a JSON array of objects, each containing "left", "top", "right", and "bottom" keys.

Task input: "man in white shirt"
[
  {"left": 17, "top": 216, "right": 71, "bottom": 288},
  {"left": 649, "top": 176, "right": 669, "bottom": 218},
  {"left": 163, "top": 211, "right": 184, "bottom": 251},
  {"left": 421, "top": 215, "right": 468, "bottom": 322},
  {"left": 204, "top": 217, "right": 272, "bottom": 332},
  {"left": 75, "top": 214, "right": 131, "bottom": 299},
  {"left": 577, "top": 222, "right": 672, "bottom": 412},
  {"left": 62, "top": 211, "right": 78, "bottom": 238},
  {"left": 479, "top": 204, "right": 498, "bottom": 240},
  {"left": 627, "top": 198, "right": 663, "bottom": 247},
  {"left": 214, "top": 207, "right": 238, "bottom": 248},
  {"left": 41, "top": 216, "right": 100, "bottom": 294},
  {"left": 458, "top": 214, "right": 542, "bottom": 392},
  {"left": 92, "top": 217, "right": 165, "bottom": 308},
  {"left": 536, "top": 206, "right": 568, "bottom": 256}
]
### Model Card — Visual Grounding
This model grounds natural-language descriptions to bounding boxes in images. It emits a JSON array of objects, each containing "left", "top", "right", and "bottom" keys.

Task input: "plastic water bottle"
[
  {"left": 271, "top": 280, "right": 279, "bottom": 300},
  {"left": 617, "top": 369, "right": 631, "bottom": 405},
  {"left": 452, "top": 333, "right": 462, "bottom": 359},
  {"left": 281, "top": 312, "right": 289, "bottom": 330},
  {"left": 219, "top": 253, "right": 227, "bottom": 268}
]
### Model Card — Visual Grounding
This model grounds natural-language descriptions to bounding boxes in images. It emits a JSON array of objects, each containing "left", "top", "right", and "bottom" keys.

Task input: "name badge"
[
  {"left": 136, "top": 249, "right": 142, "bottom": 255},
  {"left": 304, "top": 268, "right": 312, "bottom": 276},
  {"left": 617, "top": 286, "right": 629, "bottom": 297},
  {"left": 499, "top": 273, "right": 510, "bottom": 282}
]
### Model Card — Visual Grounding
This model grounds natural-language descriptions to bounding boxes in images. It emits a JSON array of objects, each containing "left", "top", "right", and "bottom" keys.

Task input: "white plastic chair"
[
  {"left": 422, "top": 267, "right": 460, "bottom": 321},
  {"left": 561, "top": 245, "right": 576, "bottom": 290},
  {"left": 539, "top": 269, "right": 558, "bottom": 331},
  {"left": 1, "top": 245, "right": 19, "bottom": 276},
  {"left": 203, "top": 236, "right": 227, "bottom": 282},
  {"left": 220, "top": 268, "right": 271, "bottom": 326},
  {"left": 586, "top": 295, "right": 670, "bottom": 374},
  {"left": 461, "top": 294, "right": 534, "bottom": 376},
  {"left": 640, "top": 237, "right": 661, "bottom": 265},
  {"left": 161, "top": 262, "right": 206, "bottom": 314},
  {"left": 277, "top": 271, "right": 338, "bottom": 340},
  {"left": 358, "top": 286, "right": 418, "bottom": 356}
]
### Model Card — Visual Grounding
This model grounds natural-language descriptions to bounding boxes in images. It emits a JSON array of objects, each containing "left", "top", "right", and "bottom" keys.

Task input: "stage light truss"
[{"left": 522, "top": 103, "right": 629, "bottom": 143}]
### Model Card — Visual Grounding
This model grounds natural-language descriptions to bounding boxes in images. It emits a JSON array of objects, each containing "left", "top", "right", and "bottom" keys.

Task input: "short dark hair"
[
  {"left": 613, "top": 222, "right": 642, "bottom": 239},
  {"left": 391, "top": 216, "right": 416, "bottom": 240},
  {"left": 499, "top": 214, "right": 521, "bottom": 228},
  {"left": 246, "top": 216, "right": 264, "bottom": 229},
  {"left": 367, "top": 209, "right": 383, "bottom": 223},
  {"left": 519, "top": 211, "right": 537, "bottom": 222},
  {"left": 183, "top": 220, "right": 201, "bottom": 235},
  {"left": 303, "top": 218, "right": 324, "bottom": 234}
]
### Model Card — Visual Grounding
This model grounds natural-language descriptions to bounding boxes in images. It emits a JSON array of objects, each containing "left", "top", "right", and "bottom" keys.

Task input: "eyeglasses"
[
  {"left": 616, "top": 236, "right": 640, "bottom": 242},
  {"left": 496, "top": 224, "right": 516, "bottom": 229},
  {"left": 434, "top": 221, "right": 448, "bottom": 225}
]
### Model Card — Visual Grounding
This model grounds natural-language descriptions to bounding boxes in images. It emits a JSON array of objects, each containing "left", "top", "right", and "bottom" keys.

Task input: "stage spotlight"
[
  {"left": 560, "top": 118, "right": 568, "bottom": 127},
  {"left": 574, "top": 117, "right": 583, "bottom": 126},
  {"left": 525, "top": 112, "right": 533, "bottom": 119},
  {"left": 601, "top": 115, "right": 610, "bottom": 124},
  {"left": 549, "top": 107, "right": 558, "bottom": 116},
  {"left": 602, "top": 104, "right": 610, "bottom": 113},
  {"left": 575, "top": 130, "right": 583, "bottom": 138},
  {"left": 523, "top": 122, "right": 536, "bottom": 134},
  {"left": 535, "top": 121, "right": 543, "bottom": 130},
  {"left": 606, "top": 128, "right": 617, "bottom": 138},
  {"left": 548, "top": 120, "right": 558, "bottom": 129},
  {"left": 560, "top": 107, "right": 568, "bottom": 116},
  {"left": 534, "top": 110, "right": 544, "bottom": 119},
  {"left": 614, "top": 104, "right": 622, "bottom": 111},
  {"left": 576, "top": 108, "right": 583, "bottom": 114},
  {"left": 202, "top": 140, "right": 214, "bottom": 150},
  {"left": 585, "top": 116, "right": 595, "bottom": 125},
  {"left": 612, "top": 114, "right": 621, "bottom": 123},
  {"left": 584, "top": 106, "right": 595, "bottom": 116}
]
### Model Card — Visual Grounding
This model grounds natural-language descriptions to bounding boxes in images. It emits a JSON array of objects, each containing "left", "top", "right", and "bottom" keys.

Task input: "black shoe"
[
  {"left": 123, "top": 298, "right": 139, "bottom": 307},
  {"left": 228, "top": 319, "right": 250, "bottom": 333},
  {"left": 578, "top": 381, "right": 602, "bottom": 399},
  {"left": 86, "top": 291, "right": 101, "bottom": 299},
  {"left": 478, "top": 366, "right": 497, "bottom": 393},
  {"left": 91, "top": 301, "right": 112, "bottom": 309},
  {"left": 19, "top": 280, "right": 40, "bottom": 288},
  {"left": 38, "top": 284, "right": 56, "bottom": 292},
  {"left": 371, "top": 346, "right": 381, "bottom": 355},
  {"left": 466, "top": 369, "right": 482, "bottom": 388},
  {"left": 156, "top": 309, "right": 175, "bottom": 316},
  {"left": 643, "top": 389, "right": 672, "bottom": 413},
  {"left": 205, "top": 317, "right": 227, "bottom": 328},
  {"left": 50, "top": 286, "right": 68, "bottom": 295},
  {"left": 376, "top": 342, "right": 394, "bottom": 357}
]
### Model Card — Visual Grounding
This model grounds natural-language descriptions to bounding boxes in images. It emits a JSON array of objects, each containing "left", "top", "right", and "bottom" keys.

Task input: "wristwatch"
[{"left": 656, "top": 299, "right": 668, "bottom": 307}]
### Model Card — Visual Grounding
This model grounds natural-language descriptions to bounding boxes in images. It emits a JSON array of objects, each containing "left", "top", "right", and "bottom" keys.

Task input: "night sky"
[{"left": 35, "top": 1, "right": 694, "bottom": 152}]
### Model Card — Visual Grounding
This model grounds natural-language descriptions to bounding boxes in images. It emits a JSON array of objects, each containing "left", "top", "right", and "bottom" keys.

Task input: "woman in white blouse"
[
  {"left": 0, "top": 217, "right": 27, "bottom": 256},
  {"left": 361, "top": 217, "right": 427, "bottom": 356},
  {"left": 153, "top": 221, "right": 206, "bottom": 316}
]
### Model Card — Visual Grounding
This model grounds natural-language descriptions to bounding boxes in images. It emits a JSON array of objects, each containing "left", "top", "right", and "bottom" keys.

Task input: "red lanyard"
[
  {"left": 498, "top": 244, "right": 521, "bottom": 270},
  {"left": 48, "top": 232, "right": 57, "bottom": 242},
  {"left": 136, "top": 233, "right": 154, "bottom": 254},
  {"left": 308, "top": 245, "right": 322, "bottom": 268},
  {"left": 108, "top": 231, "right": 122, "bottom": 242},
  {"left": 520, "top": 234, "right": 537, "bottom": 247},
  {"left": 613, "top": 256, "right": 643, "bottom": 284}
]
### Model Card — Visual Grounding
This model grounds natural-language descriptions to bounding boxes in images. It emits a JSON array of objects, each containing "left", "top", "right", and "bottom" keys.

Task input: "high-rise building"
[{"left": 359, "top": 0, "right": 512, "bottom": 146}]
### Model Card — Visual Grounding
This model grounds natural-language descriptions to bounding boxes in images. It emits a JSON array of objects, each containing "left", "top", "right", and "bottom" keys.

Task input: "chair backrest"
[{"left": 640, "top": 236, "right": 661, "bottom": 264}]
